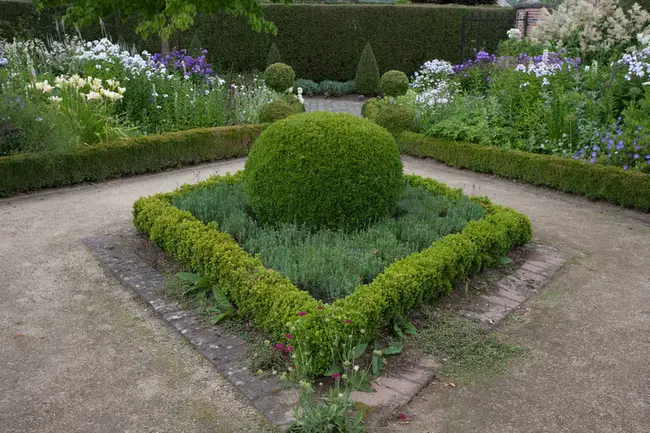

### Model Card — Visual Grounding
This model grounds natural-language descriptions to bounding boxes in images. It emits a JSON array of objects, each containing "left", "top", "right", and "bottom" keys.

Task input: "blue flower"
[
  {"left": 617, "top": 129, "right": 623, "bottom": 135},
  {"left": 591, "top": 151, "right": 597, "bottom": 157},
  {"left": 623, "top": 165, "right": 629, "bottom": 170},
  {"left": 593, "top": 145, "right": 600, "bottom": 151},
  {"left": 638, "top": 126, "right": 643, "bottom": 131},
  {"left": 634, "top": 154, "right": 640, "bottom": 159}
]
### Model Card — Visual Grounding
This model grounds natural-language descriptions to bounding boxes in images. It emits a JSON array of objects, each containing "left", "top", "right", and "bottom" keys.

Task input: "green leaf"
[
  {"left": 324, "top": 363, "right": 342, "bottom": 377},
  {"left": 393, "top": 322, "right": 404, "bottom": 338},
  {"left": 371, "top": 356, "right": 385, "bottom": 377},
  {"left": 500, "top": 256, "right": 513, "bottom": 265},
  {"left": 353, "top": 343, "right": 368, "bottom": 359},
  {"left": 177, "top": 272, "right": 201, "bottom": 284},
  {"left": 383, "top": 344, "right": 402, "bottom": 355},
  {"left": 212, "top": 287, "right": 233, "bottom": 310},
  {"left": 403, "top": 321, "right": 417, "bottom": 336},
  {"left": 210, "top": 311, "right": 231, "bottom": 324}
]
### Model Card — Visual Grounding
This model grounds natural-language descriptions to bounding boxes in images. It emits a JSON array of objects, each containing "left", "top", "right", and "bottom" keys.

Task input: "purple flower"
[
  {"left": 638, "top": 126, "right": 643, "bottom": 131},
  {"left": 623, "top": 165, "right": 629, "bottom": 170},
  {"left": 275, "top": 343, "right": 285, "bottom": 351},
  {"left": 592, "top": 145, "right": 600, "bottom": 151},
  {"left": 634, "top": 154, "right": 640, "bottom": 159},
  {"left": 297, "top": 311, "right": 306, "bottom": 316},
  {"left": 332, "top": 373, "right": 341, "bottom": 379},
  {"left": 616, "top": 140, "right": 624, "bottom": 150}
]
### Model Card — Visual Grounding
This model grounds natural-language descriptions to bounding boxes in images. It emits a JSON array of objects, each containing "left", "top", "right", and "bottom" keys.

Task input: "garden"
[{"left": 2, "top": 0, "right": 650, "bottom": 430}]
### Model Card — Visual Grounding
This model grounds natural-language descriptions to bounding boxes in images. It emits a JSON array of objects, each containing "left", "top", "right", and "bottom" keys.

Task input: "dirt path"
[
  {"left": 1, "top": 156, "right": 649, "bottom": 432},
  {"left": 393, "top": 156, "right": 650, "bottom": 433}
]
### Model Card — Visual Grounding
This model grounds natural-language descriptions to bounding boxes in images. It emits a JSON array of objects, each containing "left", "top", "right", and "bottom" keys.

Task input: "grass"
[
  {"left": 173, "top": 182, "right": 485, "bottom": 302},
  {"left": 412, "top": 307, "right": 527, "bottom": 385}
]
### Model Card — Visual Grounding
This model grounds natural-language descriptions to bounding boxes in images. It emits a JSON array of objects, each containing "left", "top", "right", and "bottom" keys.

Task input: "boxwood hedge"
[
  {"left": 398, "top": 132, "right": 650, "bottom": 211},
  {"left": 1, "top": 3, "right": 514, "bottom": 81},
  {"left": 0, "top": 125, "right": 264, "bottom": 196},
  {"left": 133, "top": 173, "right": 532, "bottom": 375}
]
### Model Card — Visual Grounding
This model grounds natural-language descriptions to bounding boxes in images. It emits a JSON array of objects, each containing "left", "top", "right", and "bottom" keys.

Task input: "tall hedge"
[{"left": 1, "top": 3, "right": 514, "bottom": 81}]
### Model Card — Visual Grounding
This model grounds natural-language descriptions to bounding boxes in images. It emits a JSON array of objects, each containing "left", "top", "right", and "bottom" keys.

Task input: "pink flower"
[
  {"left": 285, "top": 345, "right": 294, "bottom": 353},
  {"left": 345, "top": 319, "right": 351, "bottom": 323},
  {"left": 274, "top": 343, "right": 284, "bottom": 351},
  {"left": 297, "top": 311, "right": 306, "bottom": 316},
  {"left": 285, "top": 333, "right": 293, "bottom": 339},
  {"left": 398, "top": 412, "right": 408, "bottom": 421},
  {"left": 332, "top": 373, "right": 341, "bottom": 379}
]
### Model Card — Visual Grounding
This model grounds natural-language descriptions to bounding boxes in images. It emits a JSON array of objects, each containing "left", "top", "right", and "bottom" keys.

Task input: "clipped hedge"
[
  {"left": 398, "top": 132, "right": 650, "bottom": 211},
  {"left": 133, "top": 173, "right": 531, "bottom": 374},
  {"left": 2, "top": 3, "right": 515, "bottom": 82},
  {"left": 0, "top": 125, "right": 264, "bottom": 196}
]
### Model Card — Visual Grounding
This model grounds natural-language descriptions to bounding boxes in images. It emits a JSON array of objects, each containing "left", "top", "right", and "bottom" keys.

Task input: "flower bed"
[{"left": 133, "top": 173, "right": 531, "bottom": 374}]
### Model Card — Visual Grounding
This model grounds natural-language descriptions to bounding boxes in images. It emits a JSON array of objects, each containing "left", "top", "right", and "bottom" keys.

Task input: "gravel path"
[{"left": 1, "top": 153, "right": 649, "bottom": 433}]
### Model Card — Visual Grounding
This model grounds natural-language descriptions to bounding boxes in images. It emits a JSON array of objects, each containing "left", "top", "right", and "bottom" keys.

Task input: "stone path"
[
  {"left": 1, "top": 154, "right": 649, "bottom": 432},
  {"left": 304, "top": 96, "right": 364, "bottom": 116}
]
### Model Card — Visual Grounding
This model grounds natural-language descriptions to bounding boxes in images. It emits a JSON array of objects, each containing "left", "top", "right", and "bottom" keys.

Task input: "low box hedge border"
[
  {"left": 133, "top": 172, "right": 531, "bottom": 375},
  {"left": 398, "top": 132, "right": 650, "bottom": 211},
  {"left": 0, "top": 125, "right": 265, "bottom": 197}
]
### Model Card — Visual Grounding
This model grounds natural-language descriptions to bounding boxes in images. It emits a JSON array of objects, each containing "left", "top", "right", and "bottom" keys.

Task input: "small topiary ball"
[
  {"left": 264, "top": 63, "right": 296, "bottom": 93},
  {"left": 244, "top": 112, "right": 403, "bottom": 230},
  {"left": 361, "top": 98, "right": 384, "bottom": 121},
  {"left": 381, "top": 70, "right": 410, "bottom": 97},
  {"left": 375, "top": 104, "right": 415, "bottom": 135},
  {"left": 258, "top": 101, "right": 295, "bottom": 123}
]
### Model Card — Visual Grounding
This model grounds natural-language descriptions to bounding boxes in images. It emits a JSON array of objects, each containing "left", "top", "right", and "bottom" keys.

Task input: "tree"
[{"left": 34, "top": 0, "right": 285, "bottom": 43}]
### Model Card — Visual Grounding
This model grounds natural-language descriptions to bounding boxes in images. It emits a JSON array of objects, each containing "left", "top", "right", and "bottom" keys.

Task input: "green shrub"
[
  {"left": 133, "top": 173, "right": 532, "bottom": 375},
  {"left": 258, "top": 101, "right": 296, "bottom": 123},
  {"left": 318, "top": 80, "right": 357, "bottom": 96},
  {"left": 243, "top": 112, "right": 404, "bottom": 230},
  {"left": 294, "top": 78, "right": 320, "bottom": 95},
  {"left": 266, "top": 43, "right": 282, "bottom": 66},
  {"left": 264, "top": 63, "right": 296, "bottom": 92},
  {"left": 376, "top": 104, "right": 415, "bottom": 134},
  {"left": 0, "top": 125, "right": 264, "bottom": 196},
  {"left": 361, "top": 98, "right": 384, "bottom": 121},
  {"left": 381, "top": 70, "right": 410, "bottom": 97},
  {"left": 355, "top": 42, "right": 381, "bottom": 95},
  {"left": 398, "top": 132, "right": 650, "bottom": 211},
  {"left": 188, "top": 34, "right": 204, "bottom": 57}
]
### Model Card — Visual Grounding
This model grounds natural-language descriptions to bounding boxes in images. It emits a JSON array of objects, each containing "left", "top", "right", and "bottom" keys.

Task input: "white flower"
[
  {"left": 542, "top": 77, "right": 550, "bottom": 86},
  {"left": 354, "top": 365, "right": 360, "bottom": 372},
  {"left": 85, "top": 91, "right": 102, "bottom": 101},
  {"left": 507, "top": 28, "right": 522, "bottom": 40},
  {"left": 520, "top": 81, "right": 530, "bottom": 88},
  {"left": 49, "top": 95, "right": 62, "bottom": 103},
  {"left": 33, "top": 80, "right": 54, "bottom": 93}
]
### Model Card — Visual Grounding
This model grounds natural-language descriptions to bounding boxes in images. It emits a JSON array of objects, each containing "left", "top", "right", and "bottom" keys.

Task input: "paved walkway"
[
  {"left": 304, "top": 96, "right": 363, "bottom": 117},
  {"left": 2, "top": 154, "right": 649, "bottom": 431}
]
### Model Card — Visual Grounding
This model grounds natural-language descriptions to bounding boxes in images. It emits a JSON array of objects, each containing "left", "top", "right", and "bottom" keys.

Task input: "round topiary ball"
[
  {"left": 375, "top": 104, "right": 415, "bottom": 135},
  {"left": 244, "top": 112, "right": 403, "bottom": 230},
  {"left": 258, "top": 101, "right": 295, "bottom": 123},
  {"left": 264, "top": 63, "right": 296, "bottom": 93},
  {"left": 381, "top": 70, "right": 410, "bottom": 97}
]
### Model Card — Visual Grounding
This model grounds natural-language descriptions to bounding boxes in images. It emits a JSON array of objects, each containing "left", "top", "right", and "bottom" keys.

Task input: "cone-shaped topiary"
[
  {"left": 258, "top": 101, "right": 295, "bottom": 123},
  {"left": 265, "top": 63, "right": 296, "bottom": 93},
  {"left": 381, "top": 70, "right": 410, "bottom": 97},
  {"left": 244, "top": 112, "right": 404, "bottom": 231},
  {"left": 376, "top": 104, "right": 416, "bottom": 135},
  {"left": 188, "top": 34, "right": 204, "bottom": 57},
  {"left": 355, "top": 42, "right": 381, "bottom": 95},
  {"left": 266, "top": 43, "right": 282, "bottom": 66}
]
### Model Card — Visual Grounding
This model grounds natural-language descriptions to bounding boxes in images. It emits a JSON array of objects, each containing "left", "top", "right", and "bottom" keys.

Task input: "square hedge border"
[{"left": 133, "top": 172, "right": 531, "bottom": 375}]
